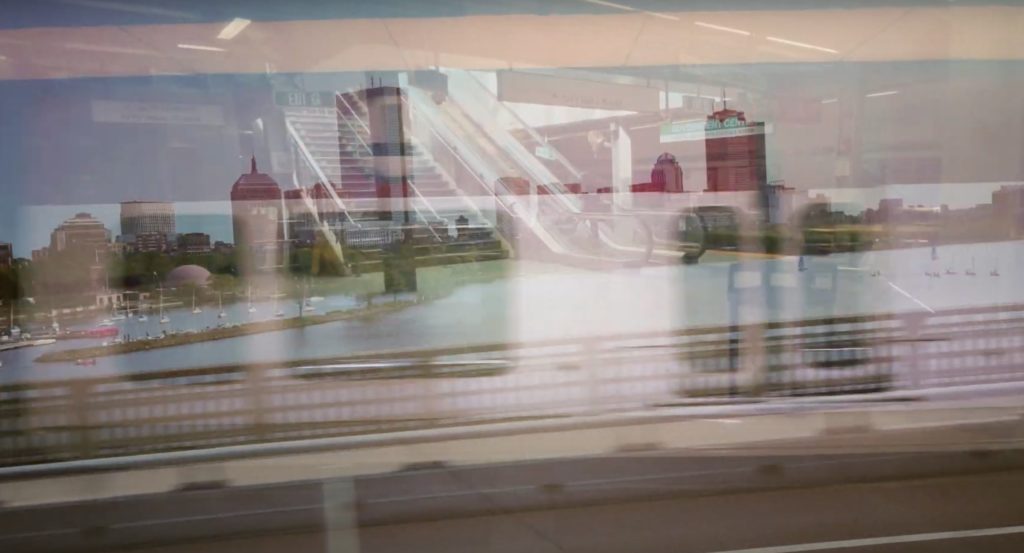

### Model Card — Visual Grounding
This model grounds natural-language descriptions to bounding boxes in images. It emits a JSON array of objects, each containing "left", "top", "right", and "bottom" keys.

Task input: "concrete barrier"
[{"left": 2, "top": 396, "right": 1021, "bottom": 508}]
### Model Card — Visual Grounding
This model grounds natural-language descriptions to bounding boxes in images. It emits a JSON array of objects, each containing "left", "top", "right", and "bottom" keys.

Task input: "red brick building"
[
  {"left": 703, "top": 107, "right": 767, "bottom": 193},
  {"left": 230, "top": 156, "right": 284, "bottom": 271}
]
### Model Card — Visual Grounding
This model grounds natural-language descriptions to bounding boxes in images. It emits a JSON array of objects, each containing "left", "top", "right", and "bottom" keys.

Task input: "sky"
[{"left": 3, "top": 1, "right": 1024, "bottom": 257}]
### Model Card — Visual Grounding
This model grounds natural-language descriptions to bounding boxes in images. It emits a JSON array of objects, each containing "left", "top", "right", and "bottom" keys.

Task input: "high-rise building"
[
  {"left": 364, "top": 85, "right": 412, "bottom": 224},
  {"left": 119, "top": 201, "right": 175, "bottom": 239},
  {"left": 0, "top": 242, "right": 12, "bottom": 267},
  {"left": 703, "top": 106, "right": 767, "bottom": 193},
  {"left": 49, "top": 212, "right": 111, "bottom": 254},
  {"left": 230, "top": 156, "right": 284, "bottom": 270}
]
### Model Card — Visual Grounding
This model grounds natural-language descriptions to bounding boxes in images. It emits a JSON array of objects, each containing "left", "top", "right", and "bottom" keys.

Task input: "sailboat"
[
  {"left": 158, "top": 286, "right": 170, "bottom": 324},
  {"left": 272, "top": 283, "right": 285, "bottom": 318},
  {"left": 965, "top": 257, "right": 976, "bottom": 276},
  {"left": 247, "top": 284, "right": 257, "bottom": 314},
  {"left": 191, "top": 290, "right": 202, "bottom": 314},
  {"left": 944, "top": 254, "right": 957, "bottom": 276},
  {"left": 7, "top": 304, "right": 20, "bottom": 340},
  {"left": 302, "top": 286, "right": 316, "bottom": 313},
  {"left": 217, "top": 292, "right": 227, "bottom": 319}
]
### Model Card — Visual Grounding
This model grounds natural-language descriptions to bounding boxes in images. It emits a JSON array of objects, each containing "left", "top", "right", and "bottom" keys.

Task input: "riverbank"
[
  {"left": 0, "top": 339, "right": 57, "bottom": 353},
  {"left": 34, "top": 300, "right": 415, "bottom": 363}
]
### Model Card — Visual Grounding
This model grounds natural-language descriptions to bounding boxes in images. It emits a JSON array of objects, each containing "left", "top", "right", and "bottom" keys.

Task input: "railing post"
[
  {"left": 246, "top": 366, "right": 268, "bottom": 441},
  {"left": 900, "top": 312, "right": 927, "bottom": 390},
  {"left": 323, "top": 477, "right": 360, "bottom": 553},
  {"left": 69, "top": 381, "right": 94, "bottom": 459},
  {"left": 581, "top": 339, "right": 603, "bottom": 415}
]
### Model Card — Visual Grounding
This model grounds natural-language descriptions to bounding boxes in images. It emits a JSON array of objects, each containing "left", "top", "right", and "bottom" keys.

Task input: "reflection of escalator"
[
  {"left": 405, "top": 79, "right": 664, "bottom": 266},
  {"left": 404, "top": 86, "right": 583, "bottom": 260},
  {"left": 443, "top": 70, "right": 713, "bottom": 265}
]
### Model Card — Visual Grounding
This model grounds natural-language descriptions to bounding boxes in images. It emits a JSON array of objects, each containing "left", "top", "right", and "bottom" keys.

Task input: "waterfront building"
[
  {"left": 49, "top": 212, "right": 111, "bottom": 254},
  {"left": 230, "top": 156, "right": 285, "bottom": 271}
]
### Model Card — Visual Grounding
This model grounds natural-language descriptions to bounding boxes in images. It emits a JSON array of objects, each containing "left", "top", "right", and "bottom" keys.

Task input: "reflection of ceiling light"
[
  {"left": 0, "top": 54, "right": 7, "bottom": 61},
  {"left": 694, "top": 21, "right": 751, "bottom": 36},
  {"left": 821, "top": 98, "right": 838, "bottom": 104},
  {"left": 65, "top": 0, "right": 196, "bottom": 19},
  {"left": 581, "top": 0, "right": 635, "bottom": 11},
  {"left": 177, "top": 43, "right": 226, "bottom": 52},
  {"left": 765, "top": 36, "right": 838, "bottom": 54},
  {"left": 64, "top": 42, "right": 155, "bottom": 55},
  {"left": 580, "top": 1, "right": 676, "bottom": 20},
  {"left": 866, "top": 90, "right": 899, "bottom": 98},
  {"left": 217, "top": 18, "right": 251, "bottom": 40}
]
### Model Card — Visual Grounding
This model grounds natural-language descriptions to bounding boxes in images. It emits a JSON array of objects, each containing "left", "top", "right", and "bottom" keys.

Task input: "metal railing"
[
  {"left": 4, "top": 302, "right": 1024, "bottom": 467},
  {"left": 334, "top": 90, "right": 444, "bottom": 239},
  {"left": 449, "top": 69, "right": 583, "bottom": 183},
  {"left": 442, "top": 69, "right": 582, "bottom": 214}
]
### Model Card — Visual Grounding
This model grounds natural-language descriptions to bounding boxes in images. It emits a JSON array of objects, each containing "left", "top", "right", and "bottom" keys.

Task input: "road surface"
[{"left": 4, "top": 439, "right": 1024, "bottom": 552}]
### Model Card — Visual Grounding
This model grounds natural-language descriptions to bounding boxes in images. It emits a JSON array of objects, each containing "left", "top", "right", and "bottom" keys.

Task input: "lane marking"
[
  {"left": 704, "top": 524, "right": 1024, "bottom": 553},
  {"left": 367, "top": 454, "right": 910, "bottom": 503},
  {"left": 886, "top": 281, "right": 935, "bottom": 314}
]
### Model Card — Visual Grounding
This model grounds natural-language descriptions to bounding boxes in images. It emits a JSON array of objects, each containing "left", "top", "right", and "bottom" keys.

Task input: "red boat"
[{"left": 84, "top": 327, "right": 118, "bottom": 338}]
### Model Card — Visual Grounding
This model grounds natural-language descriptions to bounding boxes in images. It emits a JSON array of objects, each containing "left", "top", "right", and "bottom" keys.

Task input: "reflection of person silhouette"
[{"left": 455, "top": 214, "right": 469, "bottom": 240}]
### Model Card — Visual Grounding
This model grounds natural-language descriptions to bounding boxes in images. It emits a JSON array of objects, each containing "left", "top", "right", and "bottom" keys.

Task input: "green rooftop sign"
[
  {"left": 274, "top": 91, "right": 333, "bottom": 108},
  {"left": 660, "top": 120, "right": 771, "bottom": 143}
]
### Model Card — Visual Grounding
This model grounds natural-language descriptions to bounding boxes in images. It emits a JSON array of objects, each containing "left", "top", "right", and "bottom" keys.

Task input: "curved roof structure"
[{"left": 164, "top": 264, "right": 212, "bottom": 288}]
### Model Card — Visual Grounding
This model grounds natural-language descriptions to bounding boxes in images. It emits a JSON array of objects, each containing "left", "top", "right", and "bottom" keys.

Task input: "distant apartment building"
[
  {"left": 992, "top": 184, "right": 1024, "bottom": 237},
  {"left": 132, "top": 231, "right": 170, "bottom": 253},
  {"left": 0, "top": 242, "right": 12, "bottom": 267},
  {"left": 765, "top": 183, "right": 809, "bottom": 225},
  {"left": 177, "top": 232, "right": 212, "bottom": 253},
  {"left": 864, "top": 198, "right": 905, "bottom": 224},
  {"left": 49, "top": 212, "right": 111, "bottom": 254},
  {"left": 120, "top": 201, "right": 175, "bottom": 237},
  {"left": 630, "top": 154, "right": 686, "bottom": 207},
  {"left": 284, "top": 182, "right": 346, "bottom": 246},
  {"left": 119, "top": 201, "right": 175, "bottom": 252},
  {"left": 213, "top": 241, "right": 234, "bottom": 253}
]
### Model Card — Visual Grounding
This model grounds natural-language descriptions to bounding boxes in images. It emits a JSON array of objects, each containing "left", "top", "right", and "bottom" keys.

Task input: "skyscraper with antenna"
[{"left": 703, "top": 90, "right": 768, "bottom": 195}]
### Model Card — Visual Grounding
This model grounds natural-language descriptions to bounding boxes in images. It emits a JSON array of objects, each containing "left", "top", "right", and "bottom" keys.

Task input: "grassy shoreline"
[{"left": 34, "top": 300, "right": 416, "bottom": 363}]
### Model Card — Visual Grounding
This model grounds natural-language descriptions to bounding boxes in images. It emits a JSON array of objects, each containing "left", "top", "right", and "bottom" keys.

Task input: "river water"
[{"left": 3, "top": 240, "right": 1023, "bottom": 384}]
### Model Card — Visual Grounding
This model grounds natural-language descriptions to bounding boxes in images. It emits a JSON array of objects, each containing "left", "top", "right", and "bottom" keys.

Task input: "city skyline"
[{"left": 4, "top": 182, "right": 1019, "bottom": 260}]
